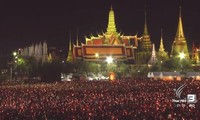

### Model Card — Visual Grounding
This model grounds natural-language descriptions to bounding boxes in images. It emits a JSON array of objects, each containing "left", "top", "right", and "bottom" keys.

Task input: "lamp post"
[
  {"left": 95, "top": 53, "right": 100, "bottom": 79},
  {"left": 160, "top": 60, "right": 163, "bottom": 71},
  {"left": 10, "top": 51, "right": 18, "bottom": 80},
  {"left": 95, "top": 53, "right": 99, "bottom": 59},
  {"left": 179, "top": 52, "right": 186, "bottom": 72},
  {"left": 95, "top": 53, "right": 99, "bottom": 65},
  {"left": 105, "top": 56, "right": 115, "bottom": 81}
]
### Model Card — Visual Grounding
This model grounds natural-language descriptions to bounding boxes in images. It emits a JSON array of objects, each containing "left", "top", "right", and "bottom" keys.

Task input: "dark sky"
[{"left": 0, "top": 0, "right": 199, "bottom": 55}]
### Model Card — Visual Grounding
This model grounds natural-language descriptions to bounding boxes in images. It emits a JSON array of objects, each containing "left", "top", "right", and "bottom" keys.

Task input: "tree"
[
  {"left": 129, "top": 65, "right": 150, "bottom": 77},
  {"left": 116, "top": 62, "right": 129, "bottom": 79},
  {"left": 41, "top": 61, "right": 62, "bottom": 83},
  {"left": 162, "top": 57, "right": 192, "bottom": 72},
  {"left": 74, "top": 61, "right": 100, "bottom": 77},
  {"left": 13, "top": 56, "right": 41, "bottom": 81},
  {"left": 62, "top": 61, "right": 74, "bottom": 75},
  {"left": 150, "top": 62, "right": 162, "bottom": 72}
]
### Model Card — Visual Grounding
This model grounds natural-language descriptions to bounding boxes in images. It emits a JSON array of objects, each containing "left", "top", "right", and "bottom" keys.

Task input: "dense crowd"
[{"left": 0, "top": 78, "right": 200, "bottom": 120}]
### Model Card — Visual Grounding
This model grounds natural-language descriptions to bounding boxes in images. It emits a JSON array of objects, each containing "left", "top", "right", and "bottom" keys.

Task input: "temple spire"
[
  {"left": 159, "top": 29, "right": 165, "bottom": 52},
  {"left": 170, "top": 5, "right": 189, "bottom": 59},
  {"left": 148, "top": 44, "right": 157, "bottom": 65},
  {"left": 106, "top": 5, "right": 117, "bottom": 34},
  {"left": 143, "top": 5, "right": 149, "bottom": 36},
  {"left": 67, "top": 31, "right": 73, "bottom": 62},
  {"left": 175, "top": 6, "right": 184, "bottom": 38},
  {"left": 141, "top": 5, "right": 151, "bottom": 52},
  {"left": 69, "top": 31, "right": 72, "bottom": 51},
  {"left": 76, "top": 28, "right": 79, "bottom": 46}
]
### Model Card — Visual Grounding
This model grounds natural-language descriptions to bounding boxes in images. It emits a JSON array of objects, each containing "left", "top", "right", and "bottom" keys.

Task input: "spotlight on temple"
[
  {"left": 179, "top": 52, "right": 186, "bottom": 59},
  {"left": 106, "top": 56, "right": 113, "bottom": 64}
]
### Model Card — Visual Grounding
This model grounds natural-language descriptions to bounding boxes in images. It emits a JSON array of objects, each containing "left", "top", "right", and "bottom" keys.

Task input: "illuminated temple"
[
  {"left": 68, "top": 6, "right": 141, "bottom": 62},
  {"left": 67, "top": 5, "right": 195, "bottom": 64},
  {"left": 171, "top": 7, "right": 189, "bottom": 59}
]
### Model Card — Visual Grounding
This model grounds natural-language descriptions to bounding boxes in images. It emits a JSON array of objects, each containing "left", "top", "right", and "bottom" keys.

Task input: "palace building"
[{"left": 67, "top": 6, "right": 141, "bottom": 63}]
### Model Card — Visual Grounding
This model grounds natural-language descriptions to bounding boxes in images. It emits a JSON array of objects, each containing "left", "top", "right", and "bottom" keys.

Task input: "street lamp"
[
  {"left": 105, "top": 56, "right": 115, "bottom": 81},
  {"left": 179, "top": 52, "right": 186, "bottom": 72},
  {"left": 95, "top": 53, "right": 100, "bottom": 77},
  {"left": 95, "top": 53, "right": 99, "bottom": 58},
  {"left": 10, "top": 51, "right": 17, "bottom": 80},
  {"left": 95, "top": 53, "right": 99, "bottom": 63},
  {"left": 13, "top": 51, "right": 17, "bottom": 57}
]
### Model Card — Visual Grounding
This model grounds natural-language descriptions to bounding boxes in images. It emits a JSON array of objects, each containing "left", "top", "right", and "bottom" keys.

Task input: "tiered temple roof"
[
  {"left": 72, "top": 6, "right": 141, "bottom": 62},
  {"left": 171, "top": 6, "right": 189, "bottom": 59}
]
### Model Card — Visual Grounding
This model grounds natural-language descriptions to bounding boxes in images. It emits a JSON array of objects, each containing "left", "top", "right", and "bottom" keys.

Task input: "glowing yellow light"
[
  {"left": 95, "top": 53, "right": 99, "bottom": 58},
  {"left": 18, "top": 58, "right": 22, "bottom": 62},
  {"left": 109, "top": 72, "right": 115, "bottom": 81},
  {"left": 106, "top": 56, "right": 113, "bottom": 64},
  {"left": 179, "top": 52, "right": 185, "bottom": 59},
  {"left": 13, "top": 52, "right": 17, "bottom": 56}
]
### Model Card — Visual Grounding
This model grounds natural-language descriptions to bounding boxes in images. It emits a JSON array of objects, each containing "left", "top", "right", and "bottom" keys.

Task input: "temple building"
[
  {"left": 135, "top": 7, "right": 152, "bottom": 64},
  {"left": 67, "top": 5, "right": 193, "bottom": 66},
  {"left": 70, "top": 6, "right": 141, "bottom": 62},
  {"left": 171, "top": 6, "right": 189, "bottom": 59}
]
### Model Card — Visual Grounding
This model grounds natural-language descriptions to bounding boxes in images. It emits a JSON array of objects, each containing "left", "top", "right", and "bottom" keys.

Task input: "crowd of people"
[{"left": 0, "top": 78, "right": 200, "bottom": 119}]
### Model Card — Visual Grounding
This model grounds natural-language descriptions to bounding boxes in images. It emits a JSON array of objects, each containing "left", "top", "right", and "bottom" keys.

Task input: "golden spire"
[
  {"left": 69, "top": 31, "right": 72, "bottom": 51},
  {"left": 67, "top": 31, "right": 73, "bottom": 62},
  {"left": 141, "top": 5, "right": 151, "bottom": 52},
  {"left": 175, "top": 6, "right": 185, "bottom": 38},
  {"left": 143, "top": 5, "right": 149, "bottom": 36},
  {"left": 171, "top": 5, "right": 189, "bottom": 59},
  {"left": 69, "top": 39, "right": 72, "bottom": 51},
  {"left": 106, "top": 5, "right": 117, "bottom": 34},
  {"left": 76, "top": 28, "right": 79, "bottom": 46},
  {"left": 159, "top": 29, "right": 165, "bottom": 52}
]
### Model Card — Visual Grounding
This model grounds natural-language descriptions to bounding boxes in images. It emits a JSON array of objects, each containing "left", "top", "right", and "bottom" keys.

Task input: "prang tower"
[{"left": 171, "top": 6, "right": 189, "bottom": 59}]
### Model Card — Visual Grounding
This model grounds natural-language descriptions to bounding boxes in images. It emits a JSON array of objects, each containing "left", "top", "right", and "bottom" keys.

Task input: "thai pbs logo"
[{"left": 172, "top": 83, "right": 197, "bottom": 108}]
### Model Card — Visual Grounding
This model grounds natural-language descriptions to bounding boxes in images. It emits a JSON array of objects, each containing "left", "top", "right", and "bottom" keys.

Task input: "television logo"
[
  {"left": 187, "top": 94, "right": 197, "bottom": 104},
  {"left": 174, "top": 84, "right": 187, "bottom": 99},
  {"left": 172, "top": 84, "right": 197, "bottom": 107}
]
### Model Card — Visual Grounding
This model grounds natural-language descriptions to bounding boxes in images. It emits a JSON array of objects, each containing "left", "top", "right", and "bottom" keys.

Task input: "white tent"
[
  {"left": 159, "top": 72, "right": 163, "bottom": 79},
  {"left": 150, "top": 72, "right": 154, "bottom": 78}
]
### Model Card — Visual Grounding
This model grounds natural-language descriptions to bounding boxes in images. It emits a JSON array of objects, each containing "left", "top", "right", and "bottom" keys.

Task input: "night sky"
[{"left": 0, "top": 0, "right": 199, "bottom": 55}]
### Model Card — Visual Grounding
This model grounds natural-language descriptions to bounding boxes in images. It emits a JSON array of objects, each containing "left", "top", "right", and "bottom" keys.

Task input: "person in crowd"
[{"left": 0, "top": 79, "right": 199, "bottom": 119}]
